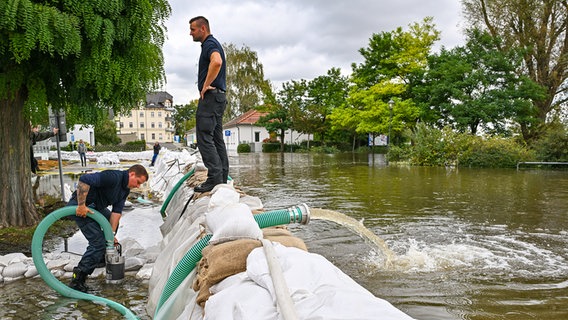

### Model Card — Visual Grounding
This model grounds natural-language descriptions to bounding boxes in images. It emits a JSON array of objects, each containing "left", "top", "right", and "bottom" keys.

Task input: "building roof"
[
  {"left": 224, "top": 109, "right": 269, "bottom": 127},
  {"left": 146, "top": 91, "right": 173, "bottom": 108}
]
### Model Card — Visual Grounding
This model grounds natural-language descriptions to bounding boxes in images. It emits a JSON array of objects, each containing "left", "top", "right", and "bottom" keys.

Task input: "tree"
[
  {"left": 224, "top": 43, "right": 272, "bottom": 120},
  {"left": 0, "top": 0, "right": 170, "bottom": 227},
  {"left": 256, "top": 80, "right": 305, "bottom": 152},
  {"left": 331, "top": 19, "right": 437, "bottom": 147},
  {"left": 462, "top": 0, "right": 568, "bottom": 141},
  {"left": 413, "top": 29, "right": 545, "bottom": 135},
  {"left": 172, "top": 101, "right": 198, "bottom": 137},
  {"left": 94, "top": 118, "right": 121, "bottom": 145},
  {"left": 297, "top": 68, "right": 349, "bottom": 144}
]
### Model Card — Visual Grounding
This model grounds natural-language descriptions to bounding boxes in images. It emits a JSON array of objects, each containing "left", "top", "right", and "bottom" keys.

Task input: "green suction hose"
[
  {"left": 159, "top": 167, "right": 233, "bottom": 218},
  {"left": 154, "top": 203, "right": 310, "bottom": 318},
  {"left": 31, "top": 206, "right": 138, "bottom": 319},
  {"left": 160, "top": 168, "right": 195, "bottom": 217}
]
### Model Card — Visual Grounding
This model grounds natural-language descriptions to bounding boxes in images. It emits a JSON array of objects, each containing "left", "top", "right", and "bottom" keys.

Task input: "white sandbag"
[
  {"left": 2, "top": 262, "right": 27, "bottom": 278},
  {"left": 206, "top": 187, "right": 262, "bottom": 245}
]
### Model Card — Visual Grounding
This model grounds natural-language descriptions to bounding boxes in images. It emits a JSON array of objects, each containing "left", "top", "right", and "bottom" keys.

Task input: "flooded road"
[{"left": 1, "top": 153, "right": 567, "bottom": 319}]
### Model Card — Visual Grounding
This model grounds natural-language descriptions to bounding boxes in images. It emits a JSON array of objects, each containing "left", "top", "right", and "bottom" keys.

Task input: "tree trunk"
[{"left": 0, "top": 90, "right": 40, "bottom": 227}]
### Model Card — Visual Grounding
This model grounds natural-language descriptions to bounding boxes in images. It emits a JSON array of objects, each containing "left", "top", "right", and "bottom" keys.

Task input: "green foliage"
[
  {"left": 308, "top": 145, "right": 340, "bottom": 154},
  {"left": 351, "top": 17, "right": 440, "bottom": 89},
  {"left": 0, "top": 0, "right": 171, "bottom": 123},
  {"left": 224, "top": 43, "right": 272, "bottom": 120},
  {"left": 413, "top": 28, "right": 545, "bottom": 136},
  {"left": 533, "top": 123, "right": 568, "bottom": 161},
  {"left": 95, "top": 140, "right": 146, "bottom": 152},
  {"left": 407, "top": 124, "right": 534, "bottom": 167},
  {"left": 262, "top": 143, "right": 281, "bottom": 153},
  {"left": 293, "top": 68, "right": 349, "bottom": 144},
  {"left": 172, "top": 101, "right": 197, "bottom": 136},
  {"left": 94, "top": 118, "right": 120, "bottom": 145},
  {"left": 237, "top": 143, "right": 251, "bottom": 153}
]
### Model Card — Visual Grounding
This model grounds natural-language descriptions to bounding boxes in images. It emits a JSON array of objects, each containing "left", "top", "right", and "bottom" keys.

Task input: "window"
[
  {"left": 158, "top": 122, "right": 163, "bottom": 128},
  {"left": 140, "top": 122, "right": 144, "bottom": 128},
  {"left": 158, "top": 112, "right": 162, "bottom": 117},
  {"left": 151, "top": 112, "right": 155, "bottom": 117},
  {"left": 151, "top": 122, "right": 155, "bottom": 128},
  {"left": 151, "top": 133, "right": 155, "bottom": 140},
  {"left": 129, "top": 122, "right": 133, "bottom": 128},
  {"left": 159, "top": 134, "right": 163, "bottom": 140},
  {"left": 140, "top": 112, "right": 144, "bottom": 117},
  {"left": 141, "top": 133, "right": 145, "bottom": 140},
  {"left": 255, "top": 131, "right": 261, "bottom": 142},
  {"left": 119, "top": 122, "right": 124, "bottom": 128}
]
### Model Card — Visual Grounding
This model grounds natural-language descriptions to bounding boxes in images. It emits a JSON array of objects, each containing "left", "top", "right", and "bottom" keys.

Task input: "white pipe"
[{"left": 260, "top": 239, "right": 299, "bottom": 320}]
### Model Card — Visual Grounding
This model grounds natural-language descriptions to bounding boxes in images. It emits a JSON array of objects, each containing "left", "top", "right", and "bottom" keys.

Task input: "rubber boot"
[{"left": 69, "top": 267, "right": 89, "bottom": 292}]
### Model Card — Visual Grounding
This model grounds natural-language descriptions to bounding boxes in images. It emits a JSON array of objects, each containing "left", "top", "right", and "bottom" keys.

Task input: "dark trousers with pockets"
[
  {"left": 67, "top": 199, "right": 111, "bottom": 275},
  {"left": 196, "top": 91, "right": 229, "bottom": 184}
]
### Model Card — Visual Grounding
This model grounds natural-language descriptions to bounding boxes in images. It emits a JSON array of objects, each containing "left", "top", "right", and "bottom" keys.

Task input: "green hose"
[
  {"left": 31, "top": 206, "right": 138, "bottom": 319},
  {"left": 154, "top": 203, "right": 310, "bottom": 318},
  {"left": 160, "top": 168, "right": 195, "bottom": 217},
  {"left": 159, "top": 168, "right": 234, "bottom": 218}
]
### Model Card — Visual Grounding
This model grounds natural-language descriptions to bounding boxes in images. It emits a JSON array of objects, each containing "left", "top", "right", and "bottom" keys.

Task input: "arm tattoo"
[{"left": 76, "top": 181, "right": 90, "bottom": 206}]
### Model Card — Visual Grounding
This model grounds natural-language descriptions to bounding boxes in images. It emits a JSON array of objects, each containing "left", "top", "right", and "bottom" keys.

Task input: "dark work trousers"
[
  {"left": 196, "top": 91, "right": 229, "bottom": 184},
  {"left": 67, "top": 199, "right": 111, "bottom": 275}
]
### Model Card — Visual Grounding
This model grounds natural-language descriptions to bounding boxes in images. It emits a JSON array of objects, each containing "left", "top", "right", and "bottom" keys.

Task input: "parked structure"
[{"left": 115, "top": 92, "right": 175, "bottom": 143}]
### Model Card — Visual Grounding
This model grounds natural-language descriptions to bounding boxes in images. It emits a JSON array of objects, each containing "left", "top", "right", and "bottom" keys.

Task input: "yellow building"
[{"left": 115, "top": 92, "right": 175, "bottom": 143}]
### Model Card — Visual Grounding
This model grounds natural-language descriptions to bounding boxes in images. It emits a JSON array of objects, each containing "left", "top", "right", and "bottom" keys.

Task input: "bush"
[
  {"left": 262, "top": 142, "right": 282, "bottom": 153},
  {"left": 309, "top": 145, "right": 340, "bottom": 154},
  {"left": 95, "top": 140, "right": 147, "bottom": 152},
  {"left": 407, "top": 124, "right": 534, "bottom": 167},
  {"left": 533, "top": 123, "right": 568, "bottom": 161},
  {"left": 237, "top": 143, "right": 251, "bottom": 153}
]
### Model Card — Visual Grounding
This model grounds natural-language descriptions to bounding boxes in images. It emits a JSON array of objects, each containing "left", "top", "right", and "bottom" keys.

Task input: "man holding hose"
[{"left": 67, "top": 164, "right": 148, "bottom": 292}]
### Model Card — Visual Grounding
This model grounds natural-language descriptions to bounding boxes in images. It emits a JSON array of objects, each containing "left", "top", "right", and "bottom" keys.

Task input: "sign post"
[{"left": 49, "top": 108, "right": 67, "bottom": 202}]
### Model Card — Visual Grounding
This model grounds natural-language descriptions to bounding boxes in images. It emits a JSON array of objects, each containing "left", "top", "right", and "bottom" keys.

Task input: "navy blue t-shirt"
[
  {"left": 198, "top": 35, "right": 226, "bottom": 92},
  {"left": 71, "top": 170, "right": 130, "bottom": 214}
]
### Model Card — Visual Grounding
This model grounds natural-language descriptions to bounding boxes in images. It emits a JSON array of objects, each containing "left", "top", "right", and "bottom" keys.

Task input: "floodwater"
[{"left": 2, "top": 153, "right": 567, "bottom": 319}]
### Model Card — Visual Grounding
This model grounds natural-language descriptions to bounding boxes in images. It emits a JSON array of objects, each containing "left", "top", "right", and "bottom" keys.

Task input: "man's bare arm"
[{"left": 75, "top": 181, "right": 92, "bottom": 217}]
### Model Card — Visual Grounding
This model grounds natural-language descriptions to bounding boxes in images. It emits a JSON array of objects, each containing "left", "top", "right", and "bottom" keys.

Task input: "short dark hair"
[
  {"left": 128, "top": 164, "right": 148, "bottom": 180},
  {"left": 189, "top": 16, "right": 210, "bottom": 31}
]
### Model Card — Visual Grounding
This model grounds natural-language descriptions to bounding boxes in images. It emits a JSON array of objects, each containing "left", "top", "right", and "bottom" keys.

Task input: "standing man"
[
  {"left": 189, "top": 16, "right": 229, "bottom": 193},
  {"left": 77, "top": 139, "right": 87, "bottom": 167},
  {"left": 30, "top": 125, "right": 58, "bottom": 173},
  {"left": 150, "top": 141, "right": 161, "bottom": 166},
  {"left": 67, "top": 164, "right": 148, "bottom": 292}
]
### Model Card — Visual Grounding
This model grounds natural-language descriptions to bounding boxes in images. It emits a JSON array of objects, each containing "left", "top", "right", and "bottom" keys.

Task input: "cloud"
[{"left": 162, "top": 0, "right": 465, "bottom": 105}]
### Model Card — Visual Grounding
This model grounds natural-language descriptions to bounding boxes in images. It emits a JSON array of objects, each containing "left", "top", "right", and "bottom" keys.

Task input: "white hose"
[{"left": 260, "top": 239, "right": 299, "bottom": 320}]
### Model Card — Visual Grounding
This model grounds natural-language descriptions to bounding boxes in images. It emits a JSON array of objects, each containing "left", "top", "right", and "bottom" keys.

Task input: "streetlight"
[{"left": 387, "top": 99, "right": 394, "bottom": 165}]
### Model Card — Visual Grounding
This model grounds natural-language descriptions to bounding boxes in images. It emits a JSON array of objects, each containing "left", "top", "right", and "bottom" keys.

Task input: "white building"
[{"left": 115, "top": 92, "right": 175, "bottom": 143}]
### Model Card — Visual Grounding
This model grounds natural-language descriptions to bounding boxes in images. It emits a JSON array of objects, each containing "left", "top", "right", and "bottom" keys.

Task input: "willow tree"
[
  {"left": 224, "top": 43, "right": 271, "bottom": 120},
  {"left": 0, "top": 0, "right": 170, "bottom": 227},
  {"left": 462, "top": 0, "right": 568, "bottom": 141}
]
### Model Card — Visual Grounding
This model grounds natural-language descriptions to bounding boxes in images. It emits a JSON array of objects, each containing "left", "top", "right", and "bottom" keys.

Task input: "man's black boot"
[{"left": 69, "top": 267, "right": 89, "bottom": 292}]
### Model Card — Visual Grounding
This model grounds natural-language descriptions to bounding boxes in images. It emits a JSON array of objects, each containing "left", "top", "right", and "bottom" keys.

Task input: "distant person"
[
  {"left": 151, "top": 141, "right": 161, "bottom": 166},
  {"left": 189, "top": 16, "right": 229, "bottom": 193},
  {"left": 67, "top": 164, "right": 148, "bottom": 292},
  {"left": 30, "top": 125, "right": 58, "bottom": 173},
  {"left": 77, "top": 139, "right": 87, "bottom": 167}
]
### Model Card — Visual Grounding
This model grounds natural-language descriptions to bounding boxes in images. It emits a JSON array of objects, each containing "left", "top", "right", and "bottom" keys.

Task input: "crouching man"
[{"left": 67, "top": 164, "right": 148, "bottom": 292}]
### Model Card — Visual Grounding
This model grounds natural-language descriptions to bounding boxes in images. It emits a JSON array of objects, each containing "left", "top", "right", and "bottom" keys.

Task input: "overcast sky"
[{"left": 162, "top": 0, "right": 466, "bottom": 105}]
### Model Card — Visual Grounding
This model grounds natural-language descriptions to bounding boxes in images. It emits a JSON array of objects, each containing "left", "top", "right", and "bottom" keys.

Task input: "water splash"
[{"left": 310, "top": 208, "right": 396, "bottom": 268}]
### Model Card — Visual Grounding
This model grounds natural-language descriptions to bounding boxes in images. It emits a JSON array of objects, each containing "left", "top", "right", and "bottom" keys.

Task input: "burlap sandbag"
[{"left": 193, "top": 228, "right": 308, "bottom": 307}]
